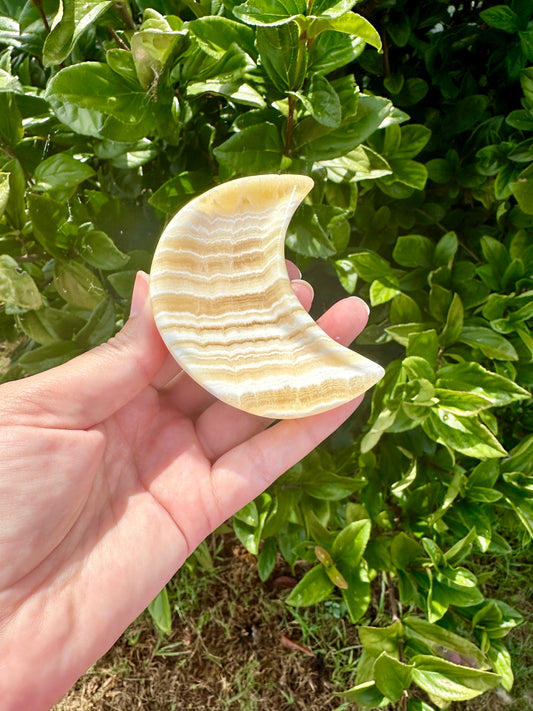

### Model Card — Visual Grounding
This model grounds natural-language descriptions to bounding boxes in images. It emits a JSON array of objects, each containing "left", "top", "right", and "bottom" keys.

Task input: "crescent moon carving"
[{"left": 149, "top": 174, "right": 384, "bottom": 418}]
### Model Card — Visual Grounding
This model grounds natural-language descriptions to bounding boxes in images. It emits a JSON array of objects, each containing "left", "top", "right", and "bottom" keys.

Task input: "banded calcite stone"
[{"left": 150, "top": 174, "right": 384, "bottom": 418}]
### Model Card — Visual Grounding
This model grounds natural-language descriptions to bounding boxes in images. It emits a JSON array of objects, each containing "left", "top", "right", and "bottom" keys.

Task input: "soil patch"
[
  {"left": 54, "top": 543, "right": 359, "bottom": 711},
  {"left": 52, "top": 541, "right": 533, "bottom": 711}
]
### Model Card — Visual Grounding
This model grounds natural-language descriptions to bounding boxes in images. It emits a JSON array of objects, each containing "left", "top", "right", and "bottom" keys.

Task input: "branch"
[
  {"left": 385, "top": 571, "right": 400, "bottom": 622},
  {"left": 114, "top": 1, "right": 136, "bottom": 30},
  {"left": 284, "top": 96, "right": 297, "bottom": 157},
  {"left": 107, "top": 27, "right": 129, "bottom": 51},
  {"left": 30, "top": 0, "right": 50, "bottom": 33}
]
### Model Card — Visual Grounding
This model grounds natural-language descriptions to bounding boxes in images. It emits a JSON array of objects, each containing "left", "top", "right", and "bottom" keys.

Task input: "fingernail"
[
  {"left": 130, "top": 271, "right": 150, "bottom": 317},
  {"left": 349, "top": 296, "right": 370, "bottom": 315},
  {"left": 292, "top": 279, "right": 314, "bottom": 300}
]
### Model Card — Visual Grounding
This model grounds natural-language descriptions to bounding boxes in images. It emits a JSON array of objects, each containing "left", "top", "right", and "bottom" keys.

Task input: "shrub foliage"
[{"left": 0, "top": 0, "right": 532, "bottom": 708}]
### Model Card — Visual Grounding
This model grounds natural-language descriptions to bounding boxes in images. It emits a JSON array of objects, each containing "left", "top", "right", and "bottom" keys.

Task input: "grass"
[
  {"left": 54, "top": 535, "right": 362, "bottom": 710},
  {"left": 52, "top": 533, "right": 533, "bottom": 711}
]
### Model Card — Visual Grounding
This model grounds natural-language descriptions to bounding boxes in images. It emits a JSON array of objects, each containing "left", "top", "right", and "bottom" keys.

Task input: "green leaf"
[
  {"left": 43, "top": 0, "right": 114, "bottom": 67},
  {"left": 388, "top": 158, "right": 428, "bottom": 190},
  {"left": 393, "top": 234, "right": 434, "bottom": 268},
  {"left": 404, "top": 617, "right": 490, "bottom": 670},
  {"left": 390, "top": 293, "right": 422, "bottom": 324},
  {"left": 369, "top": 278, "right": 400, "bottom": 305},
  {"left": 310, "top": 0, "right": 359, "bottom": 16},
  {"left": 213, "top": 123, "right": 283, "bottom": 177},
  {"left": 373, "top": 653, "right": 413, "bottom": 703},
  {"left": 187, "top": 79, "right": 265, "bottom": 107},
  {"left": 106, "top": 48, "right": 139, "bottom": 84},
  {"left": 460, "top": 326, "right": 519, "bottom": 360},
  {"left": 435, "top": 389, "right": 492, "bottom": 416},
  {"left": 487, "top": 640, "right": 514, "bottom": 692},
  {"left": 342, "top": 250, "right": 395, "bottom": 282},
  {"left": 286, "top": 564, "right": 335, "bottom": 606},
  {"left": 234, "top": 500, "right": 259, "bottom": 527},
  {"left": 33, "top": 153, "right": 95, "bottom": 193},
  {"left": 341, "top": 561, "right": 371, "bottom": 622},
  {"left": 53, "top": 260, "right": 106, "bottom": 309},
  {"left": 3, "top": 159, "right": 25, "bottom": 230},
  {"left": 386, "top": 322, "right": 428, "bottom": 347},
  {"left": 256, "top": 21, "right": 307, "bottom": 92},
  {"left": 332, "top": 519, "right": 371, "bottom": 569},
  {"left": 148, "top": 586, "right": 172, "bottom": 635},
  {"left": 440, "top": 293, "right": 464, "bottom": 347},
  {"left": 295, "top": 94, "right": 394, "bottom": 161},
  {"left": 436, "top": 362, "right": 530, "bottom": 407},
  {"left": 502, "top": 432, "right": 533, "bottom": 474},
  {"left": 0, "top": 67, "right": 23, "bottom": 93},
  {"left": 74, "top": 298, "right": 116, "bottom": 348},
  {"left": 320, "top": 145, "right": 392, "bottom": 184},
  {"left": 407, "top": 700, "right": 434, "bottom": 711},
  {"left": 233, "top": 494, "right": 271, "bottom": 554},
  {"left": 285, "top": 203, "right": 339, "bottom": 258},
  {"left": 79, "top": 228, "right": 130, "bottom": 270},
  {"left": 427, "top": 157, "right": 454, "bottom": 184},
  {"left": 28, "top": 194, "right": 70, "bottom": 257},
  {"left": 149, "top": 171, "right": 213, "bottom": 214},
  {"left": 258, "top": 538, "right": 277, "bottom": 581},
  {"left": 402, "top": 356, "right": 435, "bottom": 383},
  {"left": 188, "top": 16, "right": 256, "bottom": 58},
  {"left": 406, "top": 330, "right": 439, "bottom": 369},
  {"left": 0, "top": 93, "right": 23, "bottom": 147},
  {"left": 308, "top": 29, "right": 365, "bottom": 75},
  {"left": 423, "top": 410, "right": 507, "bottom": 459},
  {"left": 334, "top": 257, "right": 358, "bottom": 293},
  {"left": 479, "top": 5, "right": 519, "bottom": 33},
  {"left": 233, "top": 0, "right": 307, "bottom": 26},
  {"left": 295, "top": 73, "right": 341, "bottom": 128},
  {"left": 17, "top": 341, "right": 83, "bottom": 375},
  {"left": 303, "top": 471, "right": 359, "bottom": 500},
  {"left": 429, "top": 284, "right": 452, "bottom": 322},
  {"left": 46, "top": 62, "right": 148, "bottom": 125},
  {"left": 481, "top": 235, "right": 509, "bottom": 274},
  {"left": 131, "top": 12, "right": 187, "bottom": 89},
  {"left": 359, "top": 620, "right": 404, "bottom": 656},
  {"left": 511, "top": 164, "right": 533, "bottom": 215},
  {"left": 0, "top": 170, "right": 9, "bottom": 219},
  {"left": 435, "top": 231, "right": 458, "bottom": 268},
  {"left": 15, "top": 306, "right": 85, "bottom": 346},
  {"left": 307, "top": 13, "right": 382, "bottom": 51},
  {"left": 411, "top": 655, "right": 501, "bottom": 702},
  {"left": 392, "top": 124, "right": 431, "bottom": 160},
  {"left": 342, "top": 680, "right": 387, "bottom": 707},
  {"left": 0, "top": 255, "right": 42, "bottom": 310}
]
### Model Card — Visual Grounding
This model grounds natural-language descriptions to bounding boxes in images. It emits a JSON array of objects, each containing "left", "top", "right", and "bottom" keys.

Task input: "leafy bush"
[{"left": 0, "top": 0, "right": 531, "bottom": 708}]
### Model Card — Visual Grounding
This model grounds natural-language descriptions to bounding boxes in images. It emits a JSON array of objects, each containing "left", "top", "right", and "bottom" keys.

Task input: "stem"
[
  {"left": 385, "top": 571, "right": 400, "bottom": 621},
  {"left": 114, "top": 1, "right": 136, "bottom": 30},
  {"left": 414, "top": 208, "right": 448, "bottom": 234},
  {"left": 284, "top": 96, "right": 297, "bottom": 157},
  {"left": 458, "top": 238, "right": 480, "bottom": 263},
  {"left": 107, "top": 27, "right": 129, "bottom": 50},
  {"left": 31, "top": 0, "right": 50, "bottom": 33}
]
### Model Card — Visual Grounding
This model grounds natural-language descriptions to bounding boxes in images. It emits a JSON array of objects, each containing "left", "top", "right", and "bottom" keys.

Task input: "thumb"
[{"left": 4, "top": 272, "right": 170, "bottom": 429}]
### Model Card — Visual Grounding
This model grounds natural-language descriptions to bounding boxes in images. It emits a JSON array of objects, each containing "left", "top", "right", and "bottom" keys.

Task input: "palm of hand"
[{"left": 0, "top": 272, "right": 368, "bottom": 710}]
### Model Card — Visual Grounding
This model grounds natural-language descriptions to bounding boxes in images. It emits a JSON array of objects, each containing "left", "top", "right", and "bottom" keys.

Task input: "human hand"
[{"left": 0, "top": 267, "right": 369, "bottom": 710}]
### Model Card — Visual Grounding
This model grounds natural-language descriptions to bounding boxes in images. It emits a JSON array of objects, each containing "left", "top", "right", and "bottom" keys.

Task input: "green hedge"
[{"left": 0, "top": 0, "right": 532, "bottom": 708}]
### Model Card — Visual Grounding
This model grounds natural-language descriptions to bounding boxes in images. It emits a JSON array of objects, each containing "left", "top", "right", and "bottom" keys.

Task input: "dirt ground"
[
  {"left": 54, "top": 545, "right": 357, "bottom": 711},
  {"left": 53, "top": 542, "right": 533, "bottom": 711}
]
